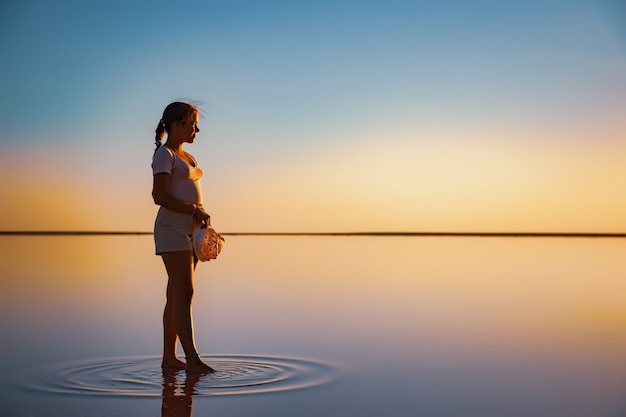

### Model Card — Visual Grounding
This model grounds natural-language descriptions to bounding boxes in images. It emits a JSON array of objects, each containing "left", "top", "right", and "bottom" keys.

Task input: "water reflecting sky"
[{"left": 1, "top": 235, "right": 625, "bottom": 416}]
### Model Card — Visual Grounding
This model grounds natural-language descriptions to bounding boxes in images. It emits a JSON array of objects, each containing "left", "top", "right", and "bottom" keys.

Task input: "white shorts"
[{"left": 154, "top": 207, "right": 195, "bottom": 254}]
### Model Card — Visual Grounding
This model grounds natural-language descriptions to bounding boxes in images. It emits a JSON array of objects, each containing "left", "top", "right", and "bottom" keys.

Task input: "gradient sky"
[{"left": 1, "top": 0, "right": 625, "bottom": 232}]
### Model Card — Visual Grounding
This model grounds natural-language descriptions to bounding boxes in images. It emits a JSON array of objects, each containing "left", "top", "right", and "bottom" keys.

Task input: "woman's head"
[{"left": 155, "top": 101, "right": 200, "bottom": 148}]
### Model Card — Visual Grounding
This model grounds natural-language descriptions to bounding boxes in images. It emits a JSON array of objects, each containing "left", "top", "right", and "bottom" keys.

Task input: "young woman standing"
[{"left": 152, "top": 101, "right": 214, "bottom": 374}]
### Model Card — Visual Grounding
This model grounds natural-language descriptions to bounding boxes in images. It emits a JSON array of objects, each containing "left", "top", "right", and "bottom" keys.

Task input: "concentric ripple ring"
[{"left": 24, "top": 355, "right": 339, "bottom": 397}]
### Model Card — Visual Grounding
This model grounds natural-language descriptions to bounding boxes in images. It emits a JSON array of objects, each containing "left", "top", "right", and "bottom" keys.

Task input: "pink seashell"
[{"left": 193, "top": 225, "right": 225, "bottom": 262}]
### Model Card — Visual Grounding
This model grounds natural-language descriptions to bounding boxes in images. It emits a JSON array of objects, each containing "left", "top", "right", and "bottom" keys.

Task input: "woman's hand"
[{"left": 193, "top": 205, "right": 211, "bottom": 227}]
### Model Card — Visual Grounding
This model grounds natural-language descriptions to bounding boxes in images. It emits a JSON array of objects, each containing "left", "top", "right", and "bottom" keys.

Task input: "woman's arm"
[{"left": 152, "top": 173, "right": 210, "bottom": 224}]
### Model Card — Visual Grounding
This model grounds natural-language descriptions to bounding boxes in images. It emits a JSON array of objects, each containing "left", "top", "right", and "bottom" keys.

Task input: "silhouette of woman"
[{"left": 152, "top": 101, "right": 214, "bottom": 374}]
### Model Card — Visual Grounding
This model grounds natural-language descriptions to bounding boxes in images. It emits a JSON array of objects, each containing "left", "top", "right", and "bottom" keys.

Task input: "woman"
[{"left": 152, "top": 101, "right": 214, "bottom": 374}]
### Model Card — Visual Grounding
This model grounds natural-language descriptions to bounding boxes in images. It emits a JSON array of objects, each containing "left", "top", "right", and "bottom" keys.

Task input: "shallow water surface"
[
  {"left": 24, "top": 354, "right": 338, "bottom": 397},
  {"left": 1, "top": 235, "right": 625, "bottom": 416}
]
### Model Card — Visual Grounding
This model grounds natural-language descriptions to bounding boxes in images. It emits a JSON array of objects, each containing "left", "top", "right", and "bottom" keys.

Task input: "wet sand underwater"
[{"left": 1, "top": 235, "right": 625, "bottom": 416}]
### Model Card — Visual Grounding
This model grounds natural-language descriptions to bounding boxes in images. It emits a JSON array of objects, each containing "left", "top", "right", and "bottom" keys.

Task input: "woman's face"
[
  {"left": 185, "top": 113, "right": 200, "bottom": 143},
  {"left": 182, "top": 113, "right": 200, "bottom": 143}
]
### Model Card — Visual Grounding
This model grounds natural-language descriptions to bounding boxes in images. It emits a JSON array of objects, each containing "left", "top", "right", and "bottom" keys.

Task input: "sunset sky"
[{"left": 1, "top": 0, "right": 625, "bottom": 233}]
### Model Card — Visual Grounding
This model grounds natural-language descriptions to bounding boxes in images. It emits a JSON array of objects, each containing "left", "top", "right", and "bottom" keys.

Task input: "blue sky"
[
  {"left": 1, "top": 0, "right": 625, "bottom": 232},
  {"left": 3, "top": 0, "right": 623, "bottom": 142}
]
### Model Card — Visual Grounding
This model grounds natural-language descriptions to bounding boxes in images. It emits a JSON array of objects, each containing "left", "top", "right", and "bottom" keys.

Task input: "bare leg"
[
  {"left": 161, "top": 250, "right": 214, "bottom": 374},
  {"left": 162, "top": 280, "right": 186, "bottom": 370}
]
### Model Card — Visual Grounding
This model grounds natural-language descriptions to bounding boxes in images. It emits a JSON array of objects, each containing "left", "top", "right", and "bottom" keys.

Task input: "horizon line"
[{"left": 0, "top": 231, "right": 625, "bottom": 238}]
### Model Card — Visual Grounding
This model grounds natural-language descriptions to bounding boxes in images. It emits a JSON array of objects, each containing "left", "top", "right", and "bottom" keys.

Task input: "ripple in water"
[{"left": 25, "top": 355, "right": 338, "bottom": 397}]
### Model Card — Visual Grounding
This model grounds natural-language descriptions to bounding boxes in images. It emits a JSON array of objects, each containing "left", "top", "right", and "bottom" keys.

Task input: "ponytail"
[{"left": 154, "top": 119, "right": 165, "bottom": 155}]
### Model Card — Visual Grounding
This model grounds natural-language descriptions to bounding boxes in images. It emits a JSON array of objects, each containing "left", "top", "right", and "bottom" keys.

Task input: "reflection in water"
[
  {"left": 161, "top": 371, "right": 200, "bottom": 417},
  {"left": 2, "top": 236, "right": 626, "bottom": 416}
]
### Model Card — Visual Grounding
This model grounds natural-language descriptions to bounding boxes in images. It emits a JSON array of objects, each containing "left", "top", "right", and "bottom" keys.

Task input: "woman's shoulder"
[
  {"left": 152, "top": 145, "right": 176, "bottom": 173},
  {"left": 154, "top": 145, "right": 175, "bottom": 158},
  {"left": 153, "top": 145, "right": 177, "bottom": 164}
]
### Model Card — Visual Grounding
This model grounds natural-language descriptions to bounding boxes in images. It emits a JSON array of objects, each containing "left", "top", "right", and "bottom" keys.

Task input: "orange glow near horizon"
[
  {"left": 1, "top": 128, "right": 625, "bottom": 233},
  {"left": 210, "top": 130, "right": 626, "bottom": 233}
]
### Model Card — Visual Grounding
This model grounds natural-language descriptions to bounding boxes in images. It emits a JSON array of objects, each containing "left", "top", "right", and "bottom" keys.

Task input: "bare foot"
[
  {"left": 161, "top": 357, "right": 186, "bottom": 370},
  {"left": 185, "top": 355, "right": 215, "bottom": 374}
]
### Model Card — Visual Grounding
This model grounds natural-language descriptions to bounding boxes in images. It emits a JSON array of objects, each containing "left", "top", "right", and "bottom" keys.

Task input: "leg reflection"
[{"left": 161, "top": 370, "right": 203, "bottom": 417}]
